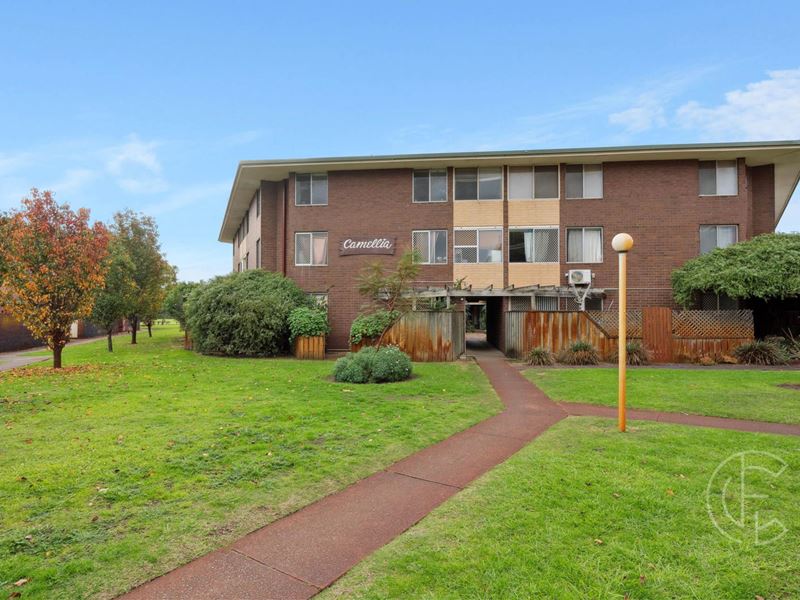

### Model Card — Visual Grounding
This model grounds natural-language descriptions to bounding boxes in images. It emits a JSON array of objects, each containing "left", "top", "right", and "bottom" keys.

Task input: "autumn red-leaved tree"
[{"left": 0, "top": 189, "right": 110, "bottom": 368}]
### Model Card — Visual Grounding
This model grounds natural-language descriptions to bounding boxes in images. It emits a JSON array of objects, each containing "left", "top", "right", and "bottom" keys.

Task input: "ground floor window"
[
  {"left": 454, "top": 228, "right": 503, "bottom": 263},
  {"left": 307, "top": 292, "right": 329, "bottom": 309},
  {"left": 256, "top": 238, "right": 261, "bottom": 268},
  {"left": 295, "top": 232, "right": 328, "bottom": 266},
  {"left": 412, "top": 230, "right": 448, "bottom": 264},
  {"left": 509, "top": 227, "right": 559, "bottom": 263},
  {"left": 566, "top": 227, "right": 603, "bottom": 263},
  {"left": 699, "top": 224, "right": 737, "bottom": 255},
  {"left": 534, "top": 296, "right": 559, "bottom": 311},
  {"left": 700, "top": 292, "right": 738, "bottom": 310}
]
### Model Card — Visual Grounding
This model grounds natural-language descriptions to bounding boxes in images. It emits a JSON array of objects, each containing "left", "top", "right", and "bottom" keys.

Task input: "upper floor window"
[
  {"left": 565, "top": 164, "right": 603, "bottom": 199},
  {"left": 295, "top": 232, "right": 328, "bottom": 266},
  {"left": 413, "top": 169, "right": 447, "bottom": 203},
  {"left": 566, "top": 227, "right": 603, "bottom": 263},
  {"left": 699, "top": 160, "right": 737, "bottom": 196},
  {"left": 454, "top": 228, "right": 503, "bottom": 263},
  {"left": 508, "top": 166, "right": 559, "bottom": 199},
  {"left": 454, "top": 167, "right": 502, "bottom": 200},
  {"left": 243, "top": 210, "right": 249, "bottom": 236},
  {"left": 699, "top": 225, "right": 737, "bottom": 254},
  {"left": 412, "top": 230, "right": 447, "bottom": 264},
  {"left": 296, "top": 173, "right": 328, "bottom": 205},
  {"left": 509, "top": 227, "right": 559, "bottom": 263}
]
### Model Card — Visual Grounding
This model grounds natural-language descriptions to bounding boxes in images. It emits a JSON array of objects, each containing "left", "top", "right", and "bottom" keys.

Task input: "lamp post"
[{"left": 612, "top": 233, "right": 634, "bottom": 432}]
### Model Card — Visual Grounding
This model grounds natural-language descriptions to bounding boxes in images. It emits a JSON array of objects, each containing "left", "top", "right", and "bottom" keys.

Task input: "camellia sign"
[{"left": 339, "top": 236, "right": 396, "bottom": 256}]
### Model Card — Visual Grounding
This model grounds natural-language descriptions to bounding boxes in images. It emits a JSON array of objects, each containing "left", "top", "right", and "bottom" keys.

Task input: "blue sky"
[{"left": 2, "top": 1, "right": 799, "bottom": 280}]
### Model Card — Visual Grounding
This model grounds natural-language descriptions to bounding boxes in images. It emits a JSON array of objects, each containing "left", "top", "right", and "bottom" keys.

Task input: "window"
[
  {"left": 256, "top": 238, "right": 261, "bottom": 269},
  {"left": 412, "top": 230, "right": 447, "bottom": 264},
  {"left": 509, "top": 296, "right": 532, "bottom": 311},
  {"left": 699, "top": 160, "right": 737, "bottom": 195},
  {"left": 413, "top": 169, "right": 447, "bottom": 202},
  {"left": 454, "top": 228, "right": 502, "bottom": 263},
  {"left": 244, "top": 210, "right": 249, "bottom": 235},
  {"left": 565, "top": 296, "right": 603, "bottom": 311},
  {"left": 454, "top": 167, "right": 502, "bottom": 200},
  {"left": 509, "top": 227, "right": 558, "bottom": 263},
  {"left": 295, "top": 232, "right": 328, "bottom": 266},
  {"left": 565, "top": 164, "right": 603, "bottom": 199},
  {"left": 244, "top": 252, "right": 249, "bottom": 270},
  {"left": 256, "top": 190, "right": 261, "bottom": 217},
  {"left": 508, "top": 166, "right": 559, "bottom": 199},
  {"left": 700, "top": 292, "right": 738, "bottom": 310},
  {"left": 699, "top": 225, "right": 737, "bottom": 254},
  {"left": 295, "top": 173, "right": 328, "bottom": 205},
  {"left": 534, "top": 296, "right": 559, "bottom": 311},
  {"left": 308, "top": 293, "right": 329, "bottom": 309},
  {"left": 566, "top": 227, "right": 603, "bottom": 263}
]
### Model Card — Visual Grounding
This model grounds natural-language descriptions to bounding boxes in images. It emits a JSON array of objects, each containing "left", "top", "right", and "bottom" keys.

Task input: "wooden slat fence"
[
  {"left": 352, "top": 310, "right": 466, "bottom": 362},
  {"left": 505, "top": 311, "right": 624, "bottom": 359}
]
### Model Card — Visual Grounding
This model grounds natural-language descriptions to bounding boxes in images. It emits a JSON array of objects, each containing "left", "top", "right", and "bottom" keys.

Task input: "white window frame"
[
  {"left": 412, "top": 229, "right": 448, "bottom": 265},
  {"left": 699, "top": 160, "right": 738, "bottom": 196},
  {"left": 565, "top": 164, "right": 603, "bottom": 199},
  {"left": 412, "top": 169, "right": 448, "bottom": 203},
  {"left": 294, "top": 231, "right": 328, "bottom": 267},
  {"left": 508, "top": 226, "right": 559, "bottom": 264},
  {"left": 295, "top": 173, "right": 329, "bottom": 206},
  {"left": 453, "top": 227, "right": 504, "bottom": 264},
  {"left": 454, "top": 167, "right": 503, "bottom": 201},
  {"left": 699, "top": 224, "right": 738, "bottom": 254},
  {"left": 508, "top": 165, "right": 560, "bottom": 200},
  {"left": 565, "top": 226, "right": 604, "bottom": 264}
]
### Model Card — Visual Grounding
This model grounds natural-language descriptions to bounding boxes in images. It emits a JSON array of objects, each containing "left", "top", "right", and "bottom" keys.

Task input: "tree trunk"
[
  {"left": 131, "top": 316, "right": 138, "bottom": 344},
  {"left": 107, "top": 331, "right": 113, "bottom": 352},
  {"left": 147, "top": 321, "right": 152, "bottom": 337},
  {"left": 53, "top": 344, "right": 63, "bottom": 369},
  {"left": 184, "top": 329, "right": 189, "bottom": 350}
]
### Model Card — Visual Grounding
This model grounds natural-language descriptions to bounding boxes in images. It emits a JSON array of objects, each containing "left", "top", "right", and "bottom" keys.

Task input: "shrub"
[
  {"left": 349, "top": 310, "right": 400, "bottom": 345},
  {"left": 610, "top": 341, "right": 651, "bottom": 366},
  {"left": 526, "top": 347, "right": 554, "bottom": 366},
  {"left": 185, "top": 270, "right": 308, "bottom": 356},
  {"left": 333, "top": 346, "right": 412, "bottom": 383},
  {"left": 288, "top": 307, "right": 329, "bottom": 341},
  {"left": 556, "top": 340, "right": 600, "bottom": 366},
  {"left": 733, "top": 340, "right": 788, "bottom": 366}
]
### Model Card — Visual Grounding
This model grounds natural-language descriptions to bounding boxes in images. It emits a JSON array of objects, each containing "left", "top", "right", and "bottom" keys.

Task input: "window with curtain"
[
  {"left": 699, "top": 225, "right": 738, "bottom": 254},
  {"left": 413, "top": 169, "right": 447, "bottom": 202},
  {"left": 454, "top": 228, "right": 502, "bottom": 263},
  {"left": 412, "top": 230, "right": 447, "bottom": 264},
  {"left": 295, "top": 173, "right": 328, "bottom": 205},
  {"left": 566, "top": 227, "right": 603, "bottom": 263},
  {"left": 699, "top": 160, "right": 737, "bottom": 195},
  {"left": 295, "top": 232, "right": 328, "bottom": 266},
  {"left": 454, "top": 167, "right": 502, "bottom": 200},
  {"left": 565, "top": 164, "right": 603, "bottom": 199},
  {"left": 509, "top": 227, "right": 558, "bottom": 263}
]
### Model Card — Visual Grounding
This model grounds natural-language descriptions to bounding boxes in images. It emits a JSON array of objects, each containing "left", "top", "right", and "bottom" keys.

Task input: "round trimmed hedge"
[
  {"left": 185, "top": 270, "right": 308, "bottom": 356},
  {"left": 333, "top": 345, "right": 412, "bottom": 383}
]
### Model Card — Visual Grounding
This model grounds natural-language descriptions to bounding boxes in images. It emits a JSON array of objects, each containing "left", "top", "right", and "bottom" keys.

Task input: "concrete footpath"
[
  {"left": 0, "top": 335, "right": 114, "bottom": 372},
  {"left": 120, "top": 346, "right": 800, "bottom": 599}
]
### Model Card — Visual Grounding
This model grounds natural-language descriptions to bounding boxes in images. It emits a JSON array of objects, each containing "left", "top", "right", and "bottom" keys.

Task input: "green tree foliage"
[
  {"left": 91, "top": 237, "right": 137, "bottom": 352},
  {"left": 111, "top": 210, "right": 174, "bottom": 343},
  {"left": 163, "top": 281, "right": 203, "bottom": 329},
  {"left": 671, "top": 233, "right": 800, "bottom": 307},
  {"left": 185, "top": 270, "right": 308, "bottom": 356}
]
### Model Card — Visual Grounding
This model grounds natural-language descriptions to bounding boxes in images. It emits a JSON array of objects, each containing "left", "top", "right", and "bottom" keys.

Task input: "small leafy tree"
[
  {"left": 163, "top": 281, "right": 203, "bottom": 348},
  {"left": 0, "top": 190, "right": 110, "bottom": 368},
  {"left": 354, "top": 250, "right": 420, "bottom": 346},
  {"left": 672, "top": 233, "right": 800, "bottom": 307},
  {"left": 91, "top": 237, "right": 137, "bottom": 352}
]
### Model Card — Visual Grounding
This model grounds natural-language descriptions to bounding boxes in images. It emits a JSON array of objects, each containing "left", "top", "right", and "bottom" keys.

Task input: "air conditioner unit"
[{"left": 567, "top": 269, "right": 592, "bottom": 285}]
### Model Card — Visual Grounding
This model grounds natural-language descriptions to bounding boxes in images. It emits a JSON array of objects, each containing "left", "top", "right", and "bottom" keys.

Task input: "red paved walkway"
[
  {"left": 120, "top": 346, "right": 566, "bottom": 599},
  {"left": 119, "top": 348, "right": 800, "bottom": 599}
]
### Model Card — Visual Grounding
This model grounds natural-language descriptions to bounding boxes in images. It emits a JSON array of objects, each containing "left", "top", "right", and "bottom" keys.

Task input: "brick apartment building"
[{"left": 218, "top": 141, "right": 800, "bottom": 350}]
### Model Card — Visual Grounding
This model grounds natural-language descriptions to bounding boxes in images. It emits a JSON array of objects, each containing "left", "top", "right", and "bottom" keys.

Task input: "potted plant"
[{"left": 288, "top": 306, "right": 329, "bottom": 359}]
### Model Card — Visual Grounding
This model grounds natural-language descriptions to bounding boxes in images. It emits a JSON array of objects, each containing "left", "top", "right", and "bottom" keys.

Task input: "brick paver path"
[{"left": 120, "top": 345, "right": 800, "bottom": 599}]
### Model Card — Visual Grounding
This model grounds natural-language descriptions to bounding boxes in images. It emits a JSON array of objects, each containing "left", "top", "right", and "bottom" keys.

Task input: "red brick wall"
[
  {"left": 559, "top": 158, "right": 759, "bottom": 309},
  {"left": 749, "top": 164, "right": 776, "bottom": 236}
]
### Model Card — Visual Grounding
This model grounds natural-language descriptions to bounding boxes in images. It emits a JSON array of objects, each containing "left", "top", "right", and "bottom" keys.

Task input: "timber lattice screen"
[
  {"left": 585, "top": 310, "right": 642, "bottom": 338},
  {"left": 672, "top": 310, "right": 754, "bottom": 339}
]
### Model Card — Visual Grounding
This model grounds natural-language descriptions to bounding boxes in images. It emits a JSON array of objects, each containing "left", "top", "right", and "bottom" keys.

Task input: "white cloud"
[
  {"left": 609, "top": 99, "right": 667, "bottom": 133},
  {"left": 48, "top": 168, "right": 97, "bottom": 195},
  {"left": 222, "top": 130, "right": 263, "bottom": 146},
  {"left": 0, "top": 151, "right": 34, "bottom": 176},
  {"left": 105, "top": 134, "right": 167, "bottom": 193},
  {"left": 676, "top": 69, "right": 800, "bottom": 139},
  {"left": 141, "top": 181, "right": 230, "bottom": 216}
]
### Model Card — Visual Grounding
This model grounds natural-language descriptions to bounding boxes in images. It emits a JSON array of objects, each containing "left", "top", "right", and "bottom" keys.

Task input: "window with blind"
[
  {"left": 413, "top": 169, "right": 447, "bottom": 202},
  {"left": 699, "top": 160, "right": 737, "bottom": 196},
  {"left": 699, "top": 225, "right": 738, "bottom": 254},
  {"left": 454, "top": 228, "right": 503, "bottom": 263},
  {"left": 412, "top": 230, "right": 448, "bottom": 264},
  {"left": 508, "top": 165, "right": 559, "bottom": 199},
  {"left": 566, "top": 227, "right": 603, "bottom": 263},
  {"left": 295, "top": 232, "right": 328, "bottom": 266},
  {"left": 295, "top": 173, "right": 328, "bottom": 205},
  {"left": 565, "top": 164, "right": 603, "bottom": 199},
  {"left": 454, "top": 167, "right": 502, "bottom": 200},
  {"left": 509, "top": 227, "right": 558, "bottom": 263}
]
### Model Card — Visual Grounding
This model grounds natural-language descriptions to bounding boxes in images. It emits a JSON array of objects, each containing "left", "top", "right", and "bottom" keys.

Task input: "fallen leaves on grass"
[{"left": 0, "top": 364, "right": 102, "bottom": 379}]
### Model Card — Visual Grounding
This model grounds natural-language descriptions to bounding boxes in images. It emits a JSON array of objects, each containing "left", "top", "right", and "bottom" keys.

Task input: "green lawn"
[
  {"left": 525, "top": 367, "right": 800, "bottom": 424},
  {"left": 0, "top": 325, "right": 501, "bottom": 599},
  {"left": 323, "top": 417, "right": 800, "bottom": 599}
]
